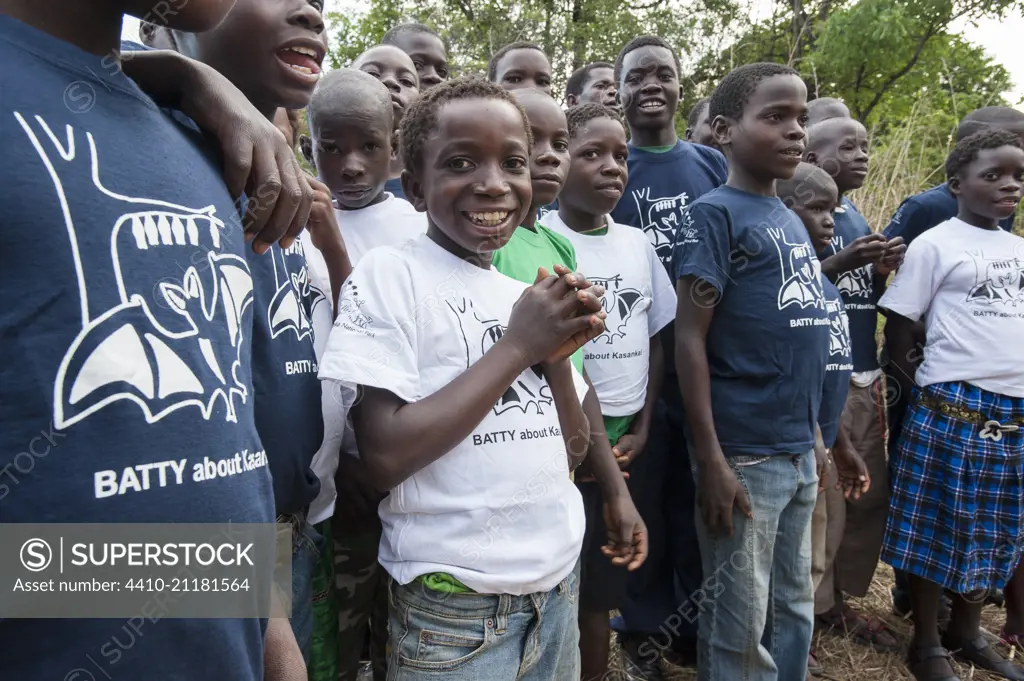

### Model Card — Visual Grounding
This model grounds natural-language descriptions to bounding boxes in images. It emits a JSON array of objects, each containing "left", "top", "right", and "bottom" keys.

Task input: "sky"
[{"left": 120, "top": 2, "right": 1024, "bottom": 107}]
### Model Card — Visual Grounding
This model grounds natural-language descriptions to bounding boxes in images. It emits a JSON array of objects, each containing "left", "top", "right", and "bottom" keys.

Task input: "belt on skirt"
[{"left": 919, "top": 393, "right": 1024, "bottom": 443}]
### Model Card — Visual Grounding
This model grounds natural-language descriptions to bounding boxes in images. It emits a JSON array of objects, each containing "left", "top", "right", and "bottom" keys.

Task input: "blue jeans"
[
  {"left": 386, "top": 565, "right": 580, "bottom": 680},
  {"left": 287, "top": 513, "right": 324, "bottom": 664},
  {"left": 692, "top": 451, "right": 817, "bottom": 681}
]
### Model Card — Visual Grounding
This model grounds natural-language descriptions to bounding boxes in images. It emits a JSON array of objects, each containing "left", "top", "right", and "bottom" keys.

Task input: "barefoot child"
[
  {"left": 319, "top": 76, "right": 606, "bottom": 680},
  {"left": 489, "top": 41, "right": 554, "bottom": 94},
  {"left": 540, "top": 102, "right": 676, "bottom": 681},
  {"left": 882, "top": 130, "right": 1024, "bottom": 681},
  {"left": 674, "top": 62, "right": 829, "bottom": 681}
]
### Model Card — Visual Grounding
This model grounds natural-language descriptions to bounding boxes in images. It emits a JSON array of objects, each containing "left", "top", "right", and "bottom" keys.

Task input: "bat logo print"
[
  {"left": 767, "top": 227, "right": 825, "bottom": 311},
  {"left": 825, "top": 298, "right": 851, "bottom": 356},
  {"left": 631, "top": 187, "right": 690, "bottom": 263},
  {"left": 588, "top": 275, "right": 647, "bottom": 344},
  {"left": 267, "top": 240, "right": 317, "bottom": 342},
  {"left": 16, "top": 112, "right": 254, "bottom": 428},
  {"left": 835, "top": 266, "right": 872, "bottom": 299},
  {"left": 447, "top": 298, "right": 552, "bottom": 416},
  {"left": 966, "top": 254, "right": 1024, "bottom": 306}
]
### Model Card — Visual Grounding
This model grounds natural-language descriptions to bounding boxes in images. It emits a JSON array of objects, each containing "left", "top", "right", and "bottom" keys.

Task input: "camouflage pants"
[
  {"left": 335, "top": 515, "right": 388, "bottom": 681},
  {"left": 309, "top": 519, "right": 339, "bottom": 681}
]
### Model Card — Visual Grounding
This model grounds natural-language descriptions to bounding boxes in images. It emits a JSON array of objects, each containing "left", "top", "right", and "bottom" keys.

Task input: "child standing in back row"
[
  {"left": 382, "top": 22, "right": 449, "bottom": 90},
  {"left": 674, "top": 62, "right": 828, "bottom": 681},
  {"left": 882, "top": 130, "right": 1024, "bottom": 681},
  {"left": 489, "top": 42, "right": 554, "bottom": 94},
  {"left": 319, "top": 76, "right": 606, "bottom": 681},
  {"left": 541, "top": 103, "right": 676, "bottom": 681},
  {"left": 609, "top": 36, "right": 728, "bottom": 676},
  {"left": 804, "top": 115, "right": 904, "bottom": 656},
  {"left": 299, "top": 67, "right": 426, "bottom": 681}
]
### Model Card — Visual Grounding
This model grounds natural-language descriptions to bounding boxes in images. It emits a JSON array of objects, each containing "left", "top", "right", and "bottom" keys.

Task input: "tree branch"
[{"left": 859, "top": 21, "right": 938, "bottom": 122}]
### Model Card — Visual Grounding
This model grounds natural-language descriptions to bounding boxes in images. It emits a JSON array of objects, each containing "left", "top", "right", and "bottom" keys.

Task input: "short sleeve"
[
  {"left": 882, "top": 197, "right": 927, "bottom": 244},
  {"left": 318, "top": 249, "right": 421, "bottom": 403},
  {"left": 646, "top": 238, "right": 677, "bottom": 336},
  {"left": 672, "top": 202, "right": 732, "bottom": 295},
  {"left": 877, "top": 237, "right": 940, "bottom": 322}
]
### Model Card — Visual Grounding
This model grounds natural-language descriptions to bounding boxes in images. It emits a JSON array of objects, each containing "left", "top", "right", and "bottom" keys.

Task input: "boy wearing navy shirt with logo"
[
  {"left": 674, "top": 62, "right": 829, "bottom": 681},
  {"left": 804, "top": 116, "right": 904, "bottom": 652},
  {"left": 166, "top": 0, "right": 351, "bottom": 660},
  {"left": 609, "top": 35, "right": 727, "bottom": 674},
  {"left": 0, "top": 0, "right": 313, "bottom": 678}
]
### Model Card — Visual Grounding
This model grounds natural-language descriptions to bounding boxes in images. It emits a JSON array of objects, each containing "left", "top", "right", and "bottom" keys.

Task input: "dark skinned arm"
[
  {"left": 818, "top": 233, "right": 887, "bottom": 282},
  {"left": 543, "top": 359, "right": 590, "bottom": 472},
  {"left": 883, "top": 311, "right": 921, "bottom": 411},
  {"left": 675, "top": 276, "right": 752, "bottom": 537},
  {"left": 304, "top": 176, "right": 352, "bottom": 314},
  {"left": 352, "top": 272, "right": 605, "bottom": 491},
  {"left": 121, "top": 50, "right": 311, "bottom": 253},
  {"left": 612, "top": 335, "right": 664, "bottom": 467}
]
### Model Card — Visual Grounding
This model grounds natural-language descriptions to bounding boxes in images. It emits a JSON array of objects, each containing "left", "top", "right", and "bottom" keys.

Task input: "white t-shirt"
[
  {"left": 879, "top": 217, "right": 1024, "bottom": 398},
  {"left": 318, "top": 234, "right": 588, "bottom": 595},
  {"left": 336, "top": 193, "right": 427, "bottom": 266},
  {"left": 300, "top": 193, "right": 425, "bottom": 524},
  {"left": 541, "top": 212, "right": 677, "bottom": 416}
]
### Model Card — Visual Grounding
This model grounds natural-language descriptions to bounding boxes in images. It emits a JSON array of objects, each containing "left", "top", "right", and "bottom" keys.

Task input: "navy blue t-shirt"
[
  {"left": 384, "top": 177, "right": 405, "bottom": 200},
  {"left": 1, "top": 15, "right": 272, "bottom": 680},
  {"left": 612, "top": 140, "right": 729, "bottom": 268},
  {"left": 673, "top": 186, "right": 830, "bottom": 455},
  {"left": 819, "top": 280, "right": 853, "bottom": 448},
  {"left": 244, "top": 240, "right": 324, "bottom": 515},
  {"left": 611, "top": 140, "right": 727, "bottom": 392},
  {"left": 822, "top": 198, "right": 881, "bottom": 372},
  {"left": 884, "top": 182, "right": 1015, "bottom": 245}
]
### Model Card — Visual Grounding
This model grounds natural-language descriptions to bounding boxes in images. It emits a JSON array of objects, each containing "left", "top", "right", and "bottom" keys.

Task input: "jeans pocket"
[{"left": 396, "top": 601, "right": 492, "bottom": 672}]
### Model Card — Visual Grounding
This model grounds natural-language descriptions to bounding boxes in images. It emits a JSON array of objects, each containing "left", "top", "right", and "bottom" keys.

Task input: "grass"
[{"left": 604, "top": 563, "right": 1015, "bottom": 680}]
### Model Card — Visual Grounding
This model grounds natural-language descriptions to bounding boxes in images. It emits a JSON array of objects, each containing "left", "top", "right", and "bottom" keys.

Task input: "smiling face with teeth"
[
  {"left": 404, "top": 95, "right": 533, "bottom": 265},
  {"left": 181, "top": 0, "right": 328, "bottom": 117},
  {"left": 618, "top": 44, "right": 682, "bottom": 148}
]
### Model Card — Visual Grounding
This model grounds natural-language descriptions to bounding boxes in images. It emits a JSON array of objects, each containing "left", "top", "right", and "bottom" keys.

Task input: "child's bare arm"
[
  {"left": 675, "top": 276, "right": 752, "bottom": 538},
  {"left": 305, "top": 176, "right": 352, "bottom": 313},
  {"left": 884, "top": 312, "right": 920, "bottom": 409},
  {"left": 543, "top": 359, "right": 590, "bottom": 471},
  {"left": 353, "top": 273, "right": 605, "bottom": 491},
  {"left": 121, "top": 49, "right": 311, "bottom": 253}
]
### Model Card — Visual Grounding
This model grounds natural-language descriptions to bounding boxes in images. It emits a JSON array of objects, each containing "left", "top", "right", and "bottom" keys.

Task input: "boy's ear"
[
  {"left": 390, "top": 133, "right": 400, "bottom": 162},
  {"left": 711, "top": 114, "right": 731, "bottom": 149},
  {"left": 684, "top": 128, "right": 694, "bottom": 142},
  {"left": 804, "top": 150, "right": 818, "bottom": 164},
  {"left": 402, "top": 169, "right": 427, "bottom": 213},
  {"left": 299, "top": 135, "right": 315, "bottom": 170},
  {"left": 949, "top": 176, "right": 961, "bottom": 196},
  {"left": 566, "top": 93, "right": 579, "bottom": 107}
]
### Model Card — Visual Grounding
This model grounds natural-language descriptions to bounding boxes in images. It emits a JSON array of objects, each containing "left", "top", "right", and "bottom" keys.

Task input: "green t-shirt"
[{"left": 493, "top": 223, "right": 584, "bottom": 374}]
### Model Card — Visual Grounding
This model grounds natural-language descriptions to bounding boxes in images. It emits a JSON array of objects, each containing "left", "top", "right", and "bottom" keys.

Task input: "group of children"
[{"left": 3, "top": 3, "right": 1024, "bottom": 681}]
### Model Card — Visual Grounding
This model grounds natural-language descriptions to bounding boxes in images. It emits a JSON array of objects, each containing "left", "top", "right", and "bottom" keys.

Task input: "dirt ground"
[{"left": 623, "top": 563, "right": 1016, "bottom": 681}]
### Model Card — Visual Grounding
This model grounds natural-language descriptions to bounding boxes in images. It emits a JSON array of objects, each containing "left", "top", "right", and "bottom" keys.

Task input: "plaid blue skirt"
[{"left": 882, "top": 381, "right": 1024, "bottom": 593}]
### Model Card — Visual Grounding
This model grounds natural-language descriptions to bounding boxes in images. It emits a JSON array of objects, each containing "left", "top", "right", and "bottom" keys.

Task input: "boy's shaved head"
[
  {"left": 805, "top": 116, "right": 865, "bottom": 152},
  {"left": 777, "top": 161, "right": 837, "bottom": 206},
  {"left": 957, "top": 106, "right": 1024, "bottom": 142},
  {"left": 307, "top": 68, "right": 393, "bottom": 133},
  {"left": 806, "top": 97, "right": 850, "bottom": 126},
  {"left": 382, "top": 22, "right": 442, "bottom": 45}
]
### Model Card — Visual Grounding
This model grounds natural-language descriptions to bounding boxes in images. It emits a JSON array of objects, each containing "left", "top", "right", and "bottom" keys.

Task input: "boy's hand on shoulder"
[
  {"left": 875, "top": 236, "right": 906, "bottom": 277},
  {"left": 505, "top": 267, "right": 607, "bottom": 366},
  {"left": 697, "top": 455, "right": 752, "bottom": 538},
  {"left": 612, "top": 431, "right": 647, "bottom": 469},
  {"left": 600, "top": 495, "right": 648, "bottom": 571},
  {"left": 177, "top": 59, "right": 313, "bottom": 254}
]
